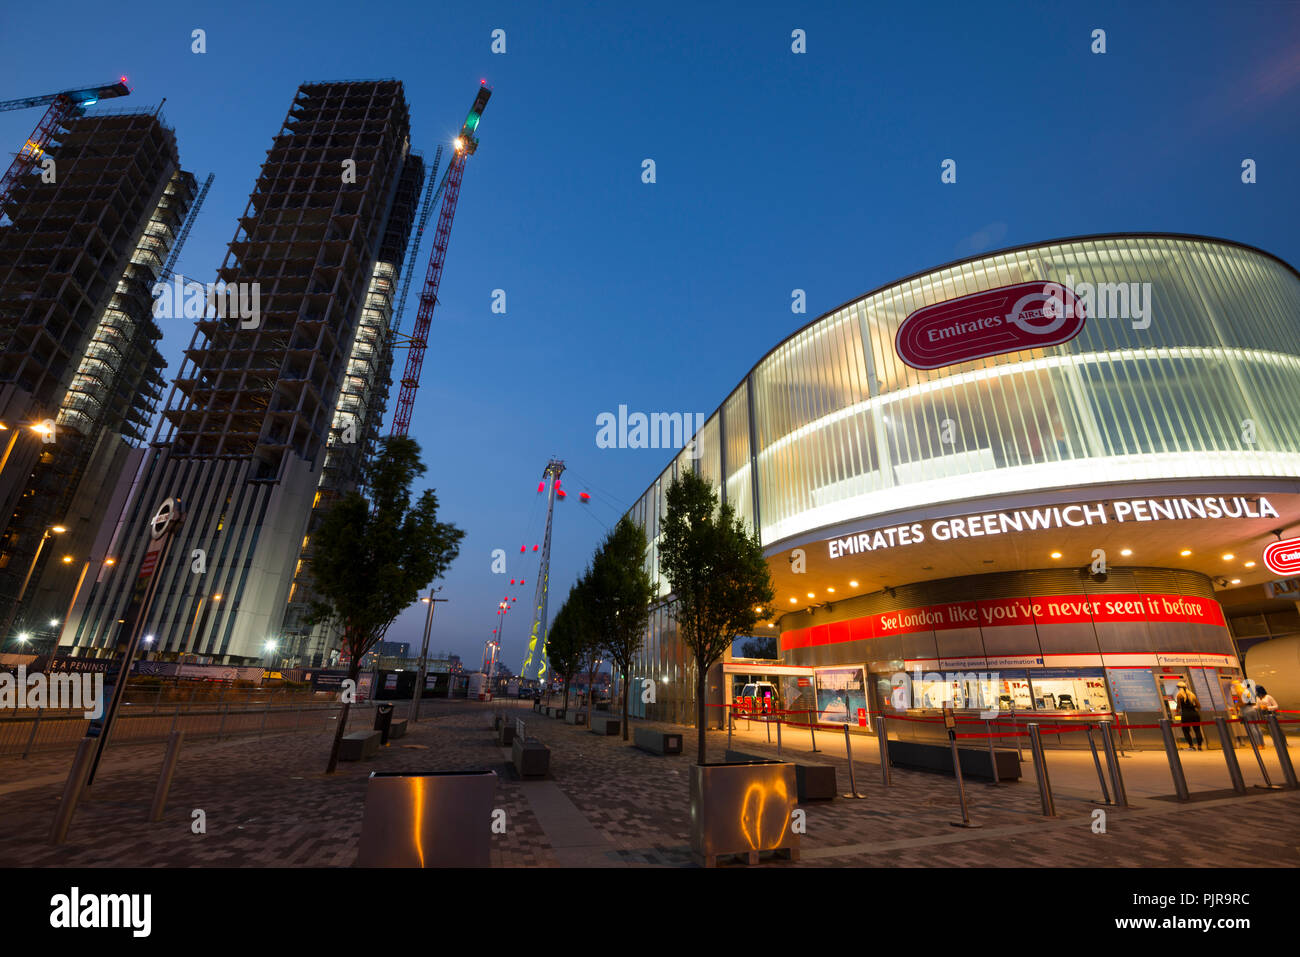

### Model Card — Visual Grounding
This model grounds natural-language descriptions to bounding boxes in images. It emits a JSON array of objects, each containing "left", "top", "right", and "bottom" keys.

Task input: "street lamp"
[
  {"left": 263, "top": 638, "right": 278, "bottom": 671},
  {"left": 411, "top": 590, "right": 447, "bottom": 723}
]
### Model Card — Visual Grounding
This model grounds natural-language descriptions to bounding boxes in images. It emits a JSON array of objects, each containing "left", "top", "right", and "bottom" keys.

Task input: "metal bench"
[
  {"left": 340, "top": 730, "right": 382, "bottom": 761},
  {"left": 634, "top": 727, "right": 683, "bottom": 755},
  {"left": 725, "top": 749, "right": 836, "bottom": 800},
  {"left": 887, "top": 739, "right": 1021, "bottom": 781}
]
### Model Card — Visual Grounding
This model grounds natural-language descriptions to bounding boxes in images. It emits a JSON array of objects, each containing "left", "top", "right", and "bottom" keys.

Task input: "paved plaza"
[{"left": 0, "top": 699, "right": 1296, "bottom": 868}]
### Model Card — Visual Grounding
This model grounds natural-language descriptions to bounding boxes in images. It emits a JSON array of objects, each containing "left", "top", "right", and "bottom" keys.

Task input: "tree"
[
  {"left": 308, "top": 436, "right": 464, "bottom": 773},
  {"left": 739, "top": 635, "right": 778, "bottom": 659},
  {"left": 658, "top": 468, "right": 773, "bottom": 764},
  {"left": 545, "top": 588, "right": 584, "bottom": 714},
  {"left": 588, "top": 516, "right": 654, "bottom": 740}
]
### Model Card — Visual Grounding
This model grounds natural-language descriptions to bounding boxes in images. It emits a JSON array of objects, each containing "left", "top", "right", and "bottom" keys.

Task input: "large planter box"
[
  {"left": 512, "top": 736, "right": 550, "bottom": 777},
  {"left": 690, "top": 760, "right": 800, "bottom": 867},
  {"left": 356, "top": 769, "right": 497, "bottom": 867},
  {"left": 887, "top": 739, "right": 1021, "bottom": 781},
  {"left": 497, "top": 723, "right": 516, "bottom": 747},
  {"left": 590, "top": 715, "right": 620, "bottom": 736},
  {"left": 565, "top": 709, "right": 587, "bottom": 726}
]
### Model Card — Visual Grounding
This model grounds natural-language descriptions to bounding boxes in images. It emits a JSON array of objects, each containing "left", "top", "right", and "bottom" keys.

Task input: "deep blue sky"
[{"left": 3, "top": 1, "right": 1298, "bottom": 667}]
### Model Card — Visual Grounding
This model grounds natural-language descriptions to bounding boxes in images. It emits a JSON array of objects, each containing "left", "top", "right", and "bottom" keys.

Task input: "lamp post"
[
  {"left": 3, "top": 524, "right": 67, "bottom": 647},
  {"left": 411, "top": 591, "right": 447, "bottom": 722}
]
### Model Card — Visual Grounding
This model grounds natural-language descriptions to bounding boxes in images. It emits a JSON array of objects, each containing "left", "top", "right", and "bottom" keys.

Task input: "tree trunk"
[
  {"left": 562, "top": 677, "right": 570, "bottom": 713},
  {"left": 696, "top": 656, "right": 707, "bottom": 764},
  {"left": 325, "top": 660, "right": 362, "bottom": 774},
  {"left": 621, "top": 664, "right": 630, "bottom": 741}
]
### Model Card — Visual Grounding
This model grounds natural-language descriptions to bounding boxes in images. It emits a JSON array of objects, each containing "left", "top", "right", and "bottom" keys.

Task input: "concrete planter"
[
  {"left": 565, "top": 709, "right": 587, "bottom": 726},
  {"left": 356, "top": 769, "right": 497, "bottom": 867},
  {"left": 590, "top": 715, "right": 620, "bottom": 736},
  {"left": 512, "top": 736, "right": 550, "bottom": 777},
  {"left": 690, "top": 760, "right": 800, "bottom": 867}
]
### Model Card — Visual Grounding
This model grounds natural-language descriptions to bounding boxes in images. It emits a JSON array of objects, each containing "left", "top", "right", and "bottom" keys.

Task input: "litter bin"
[
  {"left": 375, "top": 702, "right": 395, "bottom": 745},
  {"left": 356, "top": 770, "right": 498, "bottom": 867}
]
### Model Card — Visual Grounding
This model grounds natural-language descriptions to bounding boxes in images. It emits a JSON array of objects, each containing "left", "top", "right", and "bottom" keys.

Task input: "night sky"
[{"left": 3, "top": 0, "right": 1297, "bottom": 667}]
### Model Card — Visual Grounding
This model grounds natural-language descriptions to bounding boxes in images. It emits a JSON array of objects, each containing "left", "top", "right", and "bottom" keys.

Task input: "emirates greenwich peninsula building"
[
  {"left": 63, "top": 80, "right": 423, "bottom": 666},
  {"left": 622, "top": 234, "right": 1300, "bottom": 744}
]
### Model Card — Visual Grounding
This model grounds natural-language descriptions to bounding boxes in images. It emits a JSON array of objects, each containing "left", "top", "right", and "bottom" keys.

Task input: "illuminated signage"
[
  {"left": 827, "top": 495, "right": 1278, "bottom": 559},
  {"left": 1263, "top": 537, "right": 1300, "bottom": 577},
  {"left": 895, "top": 281, "right": 1086, "bottom": 370},
  {"left": 781, "top": 592, "right": 1226, "bottom": 651}
]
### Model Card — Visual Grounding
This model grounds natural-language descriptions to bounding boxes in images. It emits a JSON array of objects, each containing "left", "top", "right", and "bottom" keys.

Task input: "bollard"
[
  {"left": 947, "top": 727, "right": 979, "bottom": 827},
  {"left": 1098, "top": 720, "right": 1129, "bottom": 808},
  {"left": 50, "top": 738, "right": 96, "bottom": 845},
  {"left": 1085, "top": 725, "right": 1112, "bottom": 805},
  {"left": 1214, "top": 716, "right": 1247, "bottom": 794},
  {"left": 842, "top": 725, "right": 866, "bottom": 798},
  {"left": 1027, "top": 724, "right": 1056, "bottom": 817},
  {"left": 985, "top": 720, "right": 999, "bottom": 785},
  {"left": 776, "top": 717, "right": 782, "bottom": 757},
  {"left": 1264, "top": 712, "right": 1297, "bottom": 789},
  {"left": 875, "top": 716, "right": 892, "bottom": 786},
  {"left": 148, "top": 731, "right": 185, "bottom": 822},
  {"left": 1157, "top": 718, "right": 1190, "bottom": 801},
  {"left": 22, "top": 707, "right": 42, "bottom": 759}
]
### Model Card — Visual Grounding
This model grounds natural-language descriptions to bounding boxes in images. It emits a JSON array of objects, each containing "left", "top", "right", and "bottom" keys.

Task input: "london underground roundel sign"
[
  {"left": 1264, "top": 537, "right": 1300, "bottom": 577},
  {"left": 895, "top": 280, "right": 1087, "bottom": 370}
]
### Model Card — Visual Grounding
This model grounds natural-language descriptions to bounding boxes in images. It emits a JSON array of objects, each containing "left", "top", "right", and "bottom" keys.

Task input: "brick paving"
[{"left": 0, "top": 699, "right": 1295, "bottom": 867}]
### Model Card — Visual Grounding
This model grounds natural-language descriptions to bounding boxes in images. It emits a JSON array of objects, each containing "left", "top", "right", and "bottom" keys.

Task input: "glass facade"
[{"left": 623, "top": 235, "right": 1300, "bottom": 724}]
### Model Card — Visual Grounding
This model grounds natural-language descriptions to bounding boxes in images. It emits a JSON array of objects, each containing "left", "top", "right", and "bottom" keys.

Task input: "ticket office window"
[{"left": 1028, "top": 672, "right": 1110, "bottom": 712}]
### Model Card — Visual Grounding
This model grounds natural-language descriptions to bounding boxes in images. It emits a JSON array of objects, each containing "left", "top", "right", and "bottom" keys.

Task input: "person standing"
[{"left": 1176, "top": 681, "right": 1203, "bottom": 750}]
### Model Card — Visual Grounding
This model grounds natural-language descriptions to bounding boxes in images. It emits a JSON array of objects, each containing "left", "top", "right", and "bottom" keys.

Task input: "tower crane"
[
  {"left": 389, "top": 81, "right": 491, "bottom": 437},
  {"left": 0, "top": 78, "right": 131, "bottom": 220}
]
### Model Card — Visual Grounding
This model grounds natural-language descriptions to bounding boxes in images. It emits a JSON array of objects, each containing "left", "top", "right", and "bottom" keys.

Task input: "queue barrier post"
[
  {"left": 1027, "top": 723, "right": 1056, "bottom": 817},
  {"left": 765, "top": 712, "right": 771, "bottom": 743},
  {"left": 1098, "top": 719, "right": 1128, "bottom": 808},
  {"left": 1214, "top": 716, "right": 1246, "bottom": 795},
  {"left": 809, "top": 715, "right": 819, "bottom": 753},
  {"left": 875, "top": 716, "right": 891, "bottom": 786},
  {"left": 985, "top": 720, "right": 999, "bottom": 786},
  {"left": 1242, "top": 716, "right": 1277, "bottom": 789},
  {"left": 947, "top": 724, "right": 979, "bottom": 828},
  {"left": 1264, "top": 712, "right": 1297, "bottom": 789},
  {"left": 1158, "top": 718, "right": 1190, "bottom": 801},
  {"left": 776, "top": 717, "right": 782, "bottom": 757},
  {"left": 1085, "top": 724, "right": 1112, "bottom": 805},
  {"left": 842, "top": 724, "right": 866, "bottom": 799},
  {"left": 727, "top": 705, "right": 733, "bottom": 751}
]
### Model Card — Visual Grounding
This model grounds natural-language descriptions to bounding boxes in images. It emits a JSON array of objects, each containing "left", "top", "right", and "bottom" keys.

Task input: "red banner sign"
[
  {"left": 1263, "top": 537, "right": 1300, "bottom": 576},
  {"left": 781, "top": 592, "right": 1225, "bottom": 650},
  {"left": 895, "top": 280, "right": 1086, "bottom": 370}
]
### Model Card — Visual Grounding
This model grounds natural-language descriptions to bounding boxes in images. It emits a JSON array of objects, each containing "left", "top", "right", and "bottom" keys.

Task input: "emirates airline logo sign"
[
  {"left": 1264, "top": 537, "right": 1300, "bottom": 576},
  {"left": 895, "top": 280, "right": 1087, "bottom": 370}
]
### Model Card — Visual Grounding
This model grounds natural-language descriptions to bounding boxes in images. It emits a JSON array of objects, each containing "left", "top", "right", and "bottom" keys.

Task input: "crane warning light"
[
  {"left": 579, "top": 492, "right": 591, "bottom": 501},
  {"left": 537, "top": 481, "right": 544, "bottom": 493},
  {"left": 557, "top": 490, "right": 566, "bottom": 498},
  {"left": 520, "top": 545, "right": 525, "bottom": 553},
  {"left": 532, "top": 545, "right": 539, "bottom": 551}
]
